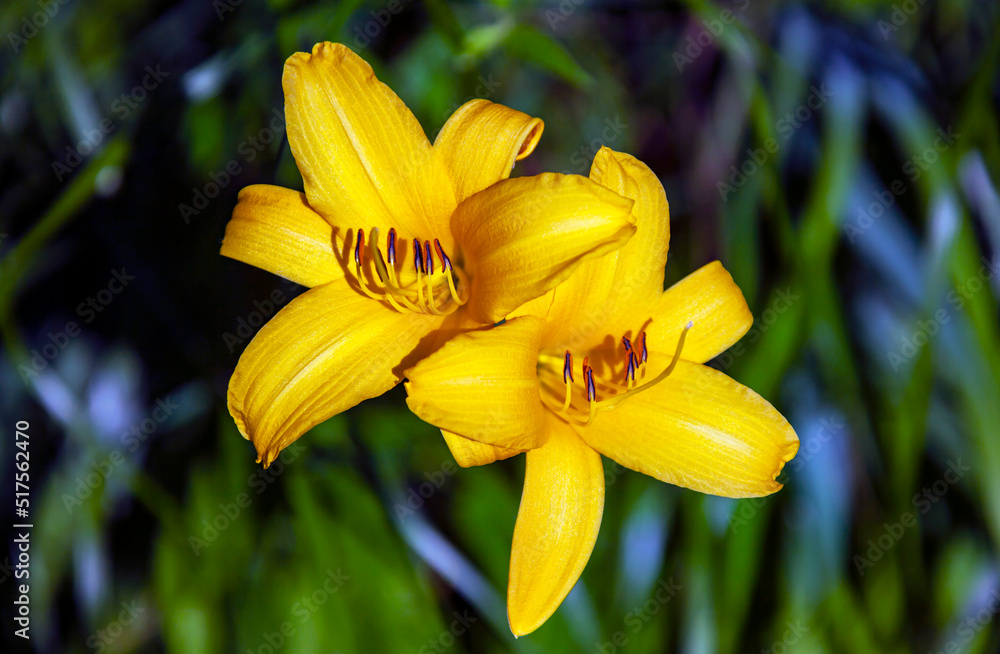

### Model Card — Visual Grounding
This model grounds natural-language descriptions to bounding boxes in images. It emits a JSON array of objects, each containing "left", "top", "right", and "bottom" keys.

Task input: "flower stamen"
[
  {"left": 349, "top": 228, "right": 467, "bottom": 316},
  {"left": 385, "top": 228, "right": 401, "bottom": 288},
  {"left": 584, "top": 362, "right": 597, "bottom": 425},
  {"left": 597, "top": 321, "right": 692, "bottom": 412},
  {"left": 354, "top": 229, "right": 384, "bottom": 301},
  {"left": 436, "top": 239, "right": 468, "bottom": 307},
  {"left": 422, "top": 240, "right": 446, "bottom": 316},
  {"left": 369, "top": 228, "right": 425, "bottom": 311},
  {"left": 561, "top": 350, "right": 574, "bottom": 412},
  {"left": 434, "top": 239, "right": 452, "bottom": 271},
  {"left": 370, "top": 240, "right": 419, "bottom": 312},
  {"left": 624, "top": 350, "right": 636, "bottom": 390},
  {"left": 425, "top": 274, "right": 444, "bottom": 315},
  {"left": 539, "top": 323, "right": 694, "bottom": 425},
  {"left": 414, "top": 239, "right": 425, "bottom": 275},
  {"left": 413, "top": 240, "right": 428, "bottom": 311}
]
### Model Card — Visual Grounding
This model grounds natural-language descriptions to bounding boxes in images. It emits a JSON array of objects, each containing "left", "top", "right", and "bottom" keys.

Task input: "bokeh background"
[{"left": 2, "top": 0, "right": 1000, "bottom": 652}]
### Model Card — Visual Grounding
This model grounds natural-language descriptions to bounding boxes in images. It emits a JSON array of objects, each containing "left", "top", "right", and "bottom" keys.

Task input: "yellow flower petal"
[
  {"left": 229, "top": 282, "right": 441, "bottom": 466},
  {"left": 441, "top": 429, "right": 522, "bottom": 468},
  {"left": 578, "top": 360, "right": 798, "bottom": 498},
  {"left": 452, "top": 174, "right": 636, "bottom": 324},
  {"left": 405, "top": 317, "right": 547, "bottom": 450},
  {"left": 507, "top": 290, "right": 554, "bottom": 321},
  {"left": 283, "top": 42, "right": 457, "bottom": 246},
  {"left": 221, "top": 184, "right": 342, "bottom": 288},
  {"left": 540, "top": 147, "right": 670, "bottom": 349},
  {"left": 508, "top": 415, "right": 604, "bottom": 637},
  {"left": 647, "top": 260, "right": 753, "bottom": 364},
  {"left": 434, "top": 99, "right": 543, "bottom": 203}
]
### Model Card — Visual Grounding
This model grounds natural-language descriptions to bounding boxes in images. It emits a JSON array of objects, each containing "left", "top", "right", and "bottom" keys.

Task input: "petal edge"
[
  {"left": 453, "top": 174, "right": 636, "bottom": 324},
  {"left": 508, "top": 415, "right": 604, "bottom": 636},
  {"left": 221, "top": 184, "right": 342, "bottom": 288},
  {"left": 229, "top": 283, "right": 440, "bottom": 466},
  {"left": 579, "top": 360, "right": 798, "bottom": 498}
]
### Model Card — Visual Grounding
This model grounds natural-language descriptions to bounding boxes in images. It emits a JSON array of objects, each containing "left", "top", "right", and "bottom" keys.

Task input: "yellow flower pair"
[{"left": 221, "top": 42, "right": 798, "bottom": 636}]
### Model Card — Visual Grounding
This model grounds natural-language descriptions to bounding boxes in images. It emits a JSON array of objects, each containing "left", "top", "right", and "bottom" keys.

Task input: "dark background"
[{"left": 2, "top": 0, "right": 1000, "bottom": 652}]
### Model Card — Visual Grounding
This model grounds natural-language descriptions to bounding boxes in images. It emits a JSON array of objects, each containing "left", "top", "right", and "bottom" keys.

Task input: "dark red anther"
[
  {"left": 354, "top": 229, "right": 365, "bottom": 267},
  {"left": 434, "top": 239, "right": 452, "bottom": 271},
  {"left": 622, "top": 336, "right": 632, "bottom": 352},
  {"left": 624, "top": 352, "right": 636, "bottom": 383},
  {"left": 387, "top": 228, "right": 397, "bottom": 265},
  {"left": 563, "top": 351, "right": 574, "bottom": 384},
  {"left": 640, "top": 332, "right": 648, "bottom": 364},
  {"left": 585, "top": 367, "right": 596, "bottom": 402},
  {"left": 414, "top": 239, "right": 423, "bottom": 274},
  {"left": 424, "top": 241, "right": 433, "bottom": 275}
]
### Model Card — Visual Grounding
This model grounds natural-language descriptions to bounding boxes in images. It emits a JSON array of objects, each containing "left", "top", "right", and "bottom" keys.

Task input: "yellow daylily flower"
[
  {"left": 221, "top": 43, "right": 637, "bottom": 467},
  {"left": 405, "top": 147, "right": 799, "bottom": 636}
]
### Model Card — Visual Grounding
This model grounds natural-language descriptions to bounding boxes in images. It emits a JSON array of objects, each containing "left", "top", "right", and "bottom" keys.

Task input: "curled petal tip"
[{"left": 514, "top": 118, "right": 544, "bottom": 161}]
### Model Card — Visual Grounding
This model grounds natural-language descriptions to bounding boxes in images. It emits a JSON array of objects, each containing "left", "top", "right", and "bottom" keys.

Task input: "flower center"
[
  {"left": 351, "top": 227, "right": 468, "bottom": 315},
  {"left": 537, "top": 322, "right": 693, "bottom": 426}
]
